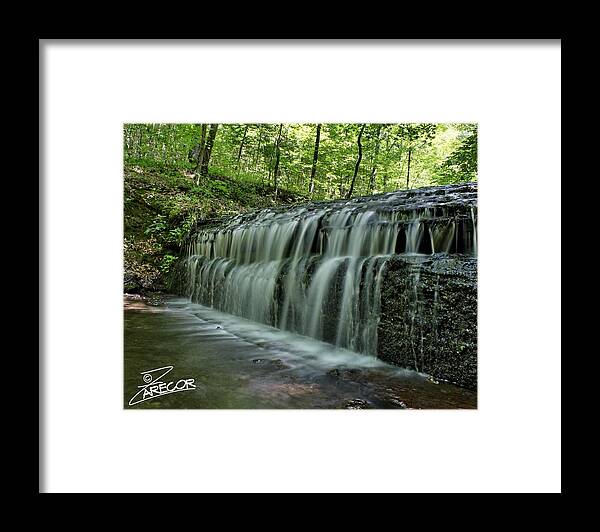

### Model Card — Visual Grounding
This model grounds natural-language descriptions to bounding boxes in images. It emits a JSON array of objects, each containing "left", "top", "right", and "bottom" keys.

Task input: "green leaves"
[
  {"left": 159, "top": 254, "right": 178, "bottom": 274},
  {"left": 437, "top": 124, "right": 478, "bottom": 184},
  {"left": 144, "top": 214, "right": 168, "bottom": 236},
  {"left": 124, "top": 123, "right": 478, "bottom": 200}
]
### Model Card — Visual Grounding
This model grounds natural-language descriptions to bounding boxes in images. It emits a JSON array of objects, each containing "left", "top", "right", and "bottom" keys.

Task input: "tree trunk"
[
  {"left": 192, "top": 124, "right": 208, "bottom": 182},
  {"left": 347, "top": 124, "right": 366, "bottom": 198},
  {"left": 369, "top": 124, "right": 382, "bottom": 194},
  {"left": 170, "top": 125, "right": 176, "bottom": 165},
  {"left": 254, "top": 126, "right": 263, "bottom": 171},
  {"left": 135, "top": 127, "right": 142, "bottom": 158},
  {"left": 150, "top": 125, "right": 156, "bottom": 158},
  {"left": 236, "top": 124, "right": 249, "bottom": 172},
  {"left": 200, "top": 124, "right": 219, "bottom": 178},
  {"left": 406, "top": 147, "right": 412, "bottom": 189},
  {"left": 273, "top": 124, "right": 283, "bottom": 196},
  {"left": 309, "top": 124, "right": 321, "bottom": 197}
]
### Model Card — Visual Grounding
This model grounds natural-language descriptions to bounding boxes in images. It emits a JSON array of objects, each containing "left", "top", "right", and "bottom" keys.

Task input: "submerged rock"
[
  {"left": 326, "top": 368, "right": 363, "bottom": 380},
  {"left": 251, "top": 358, "right": 290, "bottom": 370},
  {"left": 269, "top": 359, "right": 290, "bottom": 370},
  {"left": 343, "top": 398, "right": 372, "bottom": 409},
  {"left": 387, "top": 398, "right": 408, "bottom": 409}
]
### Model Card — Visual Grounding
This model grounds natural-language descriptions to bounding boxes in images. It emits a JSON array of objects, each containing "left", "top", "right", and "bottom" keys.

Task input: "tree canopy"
[{"left": 124, "top": 123, "right": 477, "bottom": 200}]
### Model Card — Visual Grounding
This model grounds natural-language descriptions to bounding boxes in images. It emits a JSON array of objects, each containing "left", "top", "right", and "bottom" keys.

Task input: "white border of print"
[{"left": 41, "top": 40, "right": 561, "bottom": 493}]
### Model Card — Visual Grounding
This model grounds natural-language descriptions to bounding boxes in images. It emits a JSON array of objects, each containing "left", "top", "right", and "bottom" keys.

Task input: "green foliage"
[
  {"left": 436, "top": 124, "right": 478, "bottom": 184},
  {"left": 159, "top": 254, "right": 178, "bottom": 274},
  {"left": 144, "top": 214, "right": 168, "bottom": 236},
  {"left": 124, "top": 123, "right": 477, "bottom": 201}
]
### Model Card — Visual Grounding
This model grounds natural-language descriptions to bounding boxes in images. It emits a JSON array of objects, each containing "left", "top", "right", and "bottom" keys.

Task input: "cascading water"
[{"left": 177, "top": 183, "right": 477, "bottom": 364}]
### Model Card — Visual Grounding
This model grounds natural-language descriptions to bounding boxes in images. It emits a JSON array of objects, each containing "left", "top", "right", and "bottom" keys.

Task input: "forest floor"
[{"left": 124, "top": 162, "right": 308, "bottom": 294}]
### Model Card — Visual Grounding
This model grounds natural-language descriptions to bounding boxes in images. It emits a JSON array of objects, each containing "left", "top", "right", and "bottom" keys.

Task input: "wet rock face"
[{"left": 377, "top": 255, "right": 477, "bottom": 390}]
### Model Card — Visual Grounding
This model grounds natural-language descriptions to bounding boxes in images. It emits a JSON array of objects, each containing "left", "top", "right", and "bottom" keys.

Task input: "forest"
[
  {"left": 123, "top": 123, "right": 477, "bottom": 294},
  {"left": 124, "top": 123, "right": 477, "bottom": 199}
]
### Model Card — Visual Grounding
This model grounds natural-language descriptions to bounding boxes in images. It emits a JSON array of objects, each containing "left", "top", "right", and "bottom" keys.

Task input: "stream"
[{"left": 124, "top": 295, "right": 477, "bottom": 409}]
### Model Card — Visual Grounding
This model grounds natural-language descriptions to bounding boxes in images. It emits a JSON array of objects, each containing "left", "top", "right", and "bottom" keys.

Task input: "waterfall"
[{"left": 180, "top": 183, "right": 477, "bottom": 358}]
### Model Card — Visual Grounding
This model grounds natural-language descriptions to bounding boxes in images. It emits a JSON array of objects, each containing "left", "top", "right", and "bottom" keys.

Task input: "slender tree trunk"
[
  {"left": 148, "top": 125, "right": 155, "bottom": 158},
  {"left": 347, "top": 124, "right": 366, "bottom": 198},
  {"left": 406, "top": 147, "right": 412, "bottom": 189},
  {"left": 273, "top": 124, "right": 283, "bottom": 196},
  {"left": 200, "top": 124, "right": 219, "bottom": 178},
  {"left": 254, "top": 126, "right": 263, "bottom": 171},
  {"left": 309, "top": 123, "right": 321, "bottom": 197},
  {"left": 236, "top": 125, "right": 249, "bottom": 172},
  {"left": 170, "top": 125, "right": 176, "bottom": 165},
  {"left": 135, "top": 127, "right": 142, "bottom": 158},
  {"left": 192, "top": 124, "right": 208, "bottom": 182},
  {"left": 369, "top": 124, "right": 382, "bottom": 194}
]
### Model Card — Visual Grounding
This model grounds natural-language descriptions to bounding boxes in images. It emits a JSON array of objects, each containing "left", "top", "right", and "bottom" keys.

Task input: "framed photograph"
[{"left": 40, "top": 39, "right": 561, "bottom": 493}]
